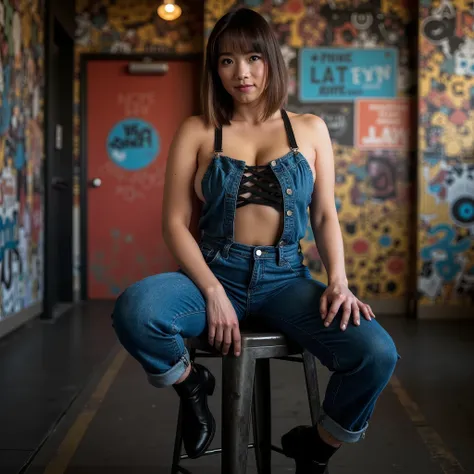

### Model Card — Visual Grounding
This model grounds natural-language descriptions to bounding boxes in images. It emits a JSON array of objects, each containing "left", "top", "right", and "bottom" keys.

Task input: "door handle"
[{"left": 89, "top": 177, "right": 102, "bottom": 188}]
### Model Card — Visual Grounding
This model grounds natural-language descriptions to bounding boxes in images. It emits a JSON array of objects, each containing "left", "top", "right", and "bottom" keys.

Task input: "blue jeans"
[{"left": 112, "top": 238, "right": 399, "bottom": 443}]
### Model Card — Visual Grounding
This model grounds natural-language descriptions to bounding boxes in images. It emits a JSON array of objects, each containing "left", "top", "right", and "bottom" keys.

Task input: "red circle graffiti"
[
  {"left": 353, "top": 239, "right": 369, "bottom": 254},
  {"left": 387, "top": 257, "right": 405, "bottom": 275}
]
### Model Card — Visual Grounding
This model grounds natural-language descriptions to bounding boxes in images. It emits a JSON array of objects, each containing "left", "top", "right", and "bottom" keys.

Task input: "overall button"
[
  {"left": 286, "top": 188, "right": 293, "bottom": 195},
  {"left": 286, "top": 210, "right": 293, "bottom": 216},
  {"left": 255, "top": 249, "right": 262, "bottom": 256},
  {"left": 271, "top": 160, "right": 277, "bottom": 167}
]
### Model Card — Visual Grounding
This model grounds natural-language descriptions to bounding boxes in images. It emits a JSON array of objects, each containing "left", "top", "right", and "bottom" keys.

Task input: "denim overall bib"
[{"left": 112, "top": 111, "right": 398, "bottom": 443}]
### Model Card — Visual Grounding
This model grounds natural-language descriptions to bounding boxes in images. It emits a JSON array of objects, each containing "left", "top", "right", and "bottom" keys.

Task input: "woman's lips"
[{"left": 236, "top": 85, "right": 254, "bottom": 93}]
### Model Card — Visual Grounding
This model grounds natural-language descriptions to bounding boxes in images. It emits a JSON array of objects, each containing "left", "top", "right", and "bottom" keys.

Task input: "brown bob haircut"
[{"left": 202, "top": 7, "right": 288, "bottom": 128}]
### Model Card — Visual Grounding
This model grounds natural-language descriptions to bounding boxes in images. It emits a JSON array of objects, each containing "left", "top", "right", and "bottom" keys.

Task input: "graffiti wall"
[
  {"left": 205, "top": 0, "right": 416, "bottom": 302},
  {"left": 73, "top": 0, "right": 204, "bottom": 297},
  {"left": 72, "top": 0, "right": 473, "bottom": 312},
  {"left": 0, "top": 0, "right": 44, "bottom": 320},
  {"left": 418, "top": 0, "right": 474, "bottom": 309}
]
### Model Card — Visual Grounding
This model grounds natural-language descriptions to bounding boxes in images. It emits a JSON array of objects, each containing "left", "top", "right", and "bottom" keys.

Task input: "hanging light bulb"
[{"left": 157, "top": 0, "right": 182, "bottom": 21}]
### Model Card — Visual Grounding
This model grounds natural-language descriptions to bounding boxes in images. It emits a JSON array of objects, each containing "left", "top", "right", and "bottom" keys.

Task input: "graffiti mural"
[
  {"left": 0, "top": 0, "right": 44, "bottom": 319},
  {"left": 205, "top": 0, "right": 415, "bottom": 301},
  {"left": 419, "top": 0, "right": 474, "bottom": 306},
  {"left": 69, "top": 0, "right": 473, "bottom": 310}
]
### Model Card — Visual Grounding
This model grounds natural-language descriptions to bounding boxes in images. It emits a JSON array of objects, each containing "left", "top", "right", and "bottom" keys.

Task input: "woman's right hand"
[{"left": 205, "top": 286, "right": 241, "bottom": 357}]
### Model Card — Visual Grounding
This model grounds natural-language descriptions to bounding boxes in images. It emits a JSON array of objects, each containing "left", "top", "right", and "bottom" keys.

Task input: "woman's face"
[{"left": 217, "top": 50, "right": 267, "bottom": 105}]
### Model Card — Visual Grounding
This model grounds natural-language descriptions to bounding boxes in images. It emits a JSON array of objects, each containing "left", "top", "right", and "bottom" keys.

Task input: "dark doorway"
[{"left": 43, "top": 18, "right": 74, "bottom": 318}]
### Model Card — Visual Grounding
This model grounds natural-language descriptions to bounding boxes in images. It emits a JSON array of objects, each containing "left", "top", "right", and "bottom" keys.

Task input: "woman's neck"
[{"left": 231, "top": 102, "right": 280, "bottom": 125}]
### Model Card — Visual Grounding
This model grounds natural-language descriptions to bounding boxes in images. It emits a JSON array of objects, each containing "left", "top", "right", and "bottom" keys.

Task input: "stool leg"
[
  {"left": 221, "top": 352, "right": 256, "bottom": 474},
  {"left": 302, "top": 350, "right": 321, "bottom": 425},
  {"left": 171, "top": 403, "right": 184, "bottom": 474},
  {"left": 252, "top": 358, "right": 272, "bottom": 474},
  {"left": 171, "top": 348, "right": 196, "bottom": 473},
  {"left": 302, "top": 351, "right": 329, "bottom": 474}
]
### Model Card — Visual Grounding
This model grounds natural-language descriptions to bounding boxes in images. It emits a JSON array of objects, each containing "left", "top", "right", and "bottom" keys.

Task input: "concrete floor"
[{"left": 0, "top": 301, "right": 473, "bottom": 474}]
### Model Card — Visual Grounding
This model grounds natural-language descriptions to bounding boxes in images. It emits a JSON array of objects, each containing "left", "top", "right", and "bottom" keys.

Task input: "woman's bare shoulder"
[
  {"left": 286, "top": 111, "right": 329, "bottom": 144},
  {"left": 168, "top": 115, "right": 215, "bottom": 163},
  {"left": 176, "top": 115, "right": 213, "bottom": 140},
  {"left": 286, "top": 111, "right": 327, "bottom": 130}
]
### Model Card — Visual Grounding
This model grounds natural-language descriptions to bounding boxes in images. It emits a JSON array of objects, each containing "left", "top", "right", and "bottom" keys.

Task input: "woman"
[{"left": 112, "top": 7, "right": 399, "bottom": 473}]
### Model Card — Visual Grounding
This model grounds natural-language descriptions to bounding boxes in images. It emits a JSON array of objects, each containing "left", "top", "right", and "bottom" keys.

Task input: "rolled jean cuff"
[
  {"left": 147, "top": 353, "right": 190, "bottom": 388},
  {"left": 318, "top": 408, "right": 368, "bottom": 443}
]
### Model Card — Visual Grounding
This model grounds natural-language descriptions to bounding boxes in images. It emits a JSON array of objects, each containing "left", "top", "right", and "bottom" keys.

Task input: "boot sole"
[{"left": 187, "top": 371, "right": 216, "bottom": 459}]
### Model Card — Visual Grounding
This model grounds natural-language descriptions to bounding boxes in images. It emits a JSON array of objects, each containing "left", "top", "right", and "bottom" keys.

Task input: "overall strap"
[
  {"left": 281, "top": 109, "right": 299, "bottom": 153},
  {"left": 214, "top": 127, "right": 223, "bottom": 156}
]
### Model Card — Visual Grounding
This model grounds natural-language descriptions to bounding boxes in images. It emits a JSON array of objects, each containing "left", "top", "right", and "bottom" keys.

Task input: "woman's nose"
[{"left": 235, "top": 61, "right": 250, "bottom": 80}]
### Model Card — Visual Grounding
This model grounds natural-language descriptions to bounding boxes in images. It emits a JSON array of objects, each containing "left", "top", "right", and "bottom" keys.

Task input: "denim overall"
[{"left": 112, "top": 110, "right": 398, "bottom": 443}]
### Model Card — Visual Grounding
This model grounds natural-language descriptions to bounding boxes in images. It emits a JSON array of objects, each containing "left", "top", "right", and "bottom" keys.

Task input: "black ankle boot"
[
  {"left": 173, "top": 363, "right": 216, "bottom": 458},
  {"left": 281, "top": 425, "right": 339, "bottom": 474}
]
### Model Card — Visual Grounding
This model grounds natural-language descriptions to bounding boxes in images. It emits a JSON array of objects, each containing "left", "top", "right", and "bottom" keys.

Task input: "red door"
[{"left": 86, "top": 59, "right": 199, "bottom": 299}]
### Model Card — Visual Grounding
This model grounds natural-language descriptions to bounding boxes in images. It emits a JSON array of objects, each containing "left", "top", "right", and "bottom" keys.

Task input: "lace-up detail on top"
[
  {"left": 237, "top": 165, "right": 283, "bottom": 210},
  {"left": 214, "top": 109, "right": 298, "bottom": 212}
]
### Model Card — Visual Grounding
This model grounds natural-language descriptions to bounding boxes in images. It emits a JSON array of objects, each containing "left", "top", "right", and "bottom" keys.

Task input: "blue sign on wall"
[
  {"left": 107, "top": 118, "right": 160, "bottom": 171},
  {"left": 299, "top": 48, "right": 398, "bottom": 102}
]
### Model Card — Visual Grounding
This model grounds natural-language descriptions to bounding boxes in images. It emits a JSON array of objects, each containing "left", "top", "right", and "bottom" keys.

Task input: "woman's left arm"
[{"left": 307, "top": 115, "right": 376, "bottom": 331}]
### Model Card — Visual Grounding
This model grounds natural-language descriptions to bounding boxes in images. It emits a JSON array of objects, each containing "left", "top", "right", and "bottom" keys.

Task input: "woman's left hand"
[{"left": 320, "top": 282, "right": 376, "bottom": 331}]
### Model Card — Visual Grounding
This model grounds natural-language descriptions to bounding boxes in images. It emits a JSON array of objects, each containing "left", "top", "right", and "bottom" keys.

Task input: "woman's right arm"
[
  {"left": 162, "top": 116, "right": 241, "bottom": 356},
  {"left": 162, "top": 116, "right": 220, "bottom": 295}
]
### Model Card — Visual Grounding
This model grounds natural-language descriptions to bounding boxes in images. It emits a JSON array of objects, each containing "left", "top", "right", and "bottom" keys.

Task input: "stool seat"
[
  {"left": 186, "top": 329, "right": 303, "bottom": 357},
  {"left": 173, "top": 328, "right": 325, "bottom": 474}
]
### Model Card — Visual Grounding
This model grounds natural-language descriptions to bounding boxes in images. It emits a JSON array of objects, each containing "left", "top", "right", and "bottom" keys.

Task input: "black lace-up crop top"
[
  {"left": 214, "top": 109, "right": 299, "bottom": 212},
  {"left": 236, "top": 165, "right": 282, "bottom": 210}
]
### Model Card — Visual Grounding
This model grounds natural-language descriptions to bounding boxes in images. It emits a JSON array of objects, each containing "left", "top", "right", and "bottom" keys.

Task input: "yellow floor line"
[
  {"left": 389, "top": 375, "right": 465, "bottom": 474},
  {"left": 43, "top": 348, "right": 127, "bottom": 474}
]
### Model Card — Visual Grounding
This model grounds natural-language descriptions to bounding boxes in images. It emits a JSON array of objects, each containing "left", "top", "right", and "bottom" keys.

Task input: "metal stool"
[{"left": 171, "top": 327, "right": 326, "bottom": 474}]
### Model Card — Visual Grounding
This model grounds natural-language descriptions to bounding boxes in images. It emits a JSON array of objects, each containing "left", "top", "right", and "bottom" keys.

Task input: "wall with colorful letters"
[
  {"left": 205, "top": 0, "right": 417, "bottom": 306},
  {"left": 0, "top": 0, "right": 44, "bottom": 322},
  {"left": 73, "top": 0, "right": 474, "bottom": 315}
]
